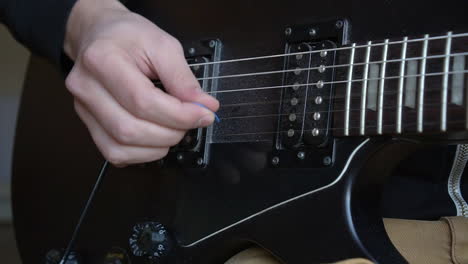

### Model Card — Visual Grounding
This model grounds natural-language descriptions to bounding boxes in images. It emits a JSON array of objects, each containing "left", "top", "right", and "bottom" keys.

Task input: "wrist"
[{"left": 64, "top": 0, "right": 127, "bottom": 60}]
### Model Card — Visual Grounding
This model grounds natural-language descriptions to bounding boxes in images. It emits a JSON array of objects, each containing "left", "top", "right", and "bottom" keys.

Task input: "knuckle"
[
  {"left": 104, "top": 147, "right": 127, "bottom": 166},
  {"left": 168, "top": 130, "right": 186, "bottom": 146},
  {"left": 131, "top": 93, "right": 152, "bottom": 118},
  {"left": 81, "top": 44, "right": 102, "bottom": 70},
  {"left": 81, "top": 41, "right": 118, "bottom": 72},
  {"left": 114, "top": 122, "right": 138, "bottom": 145},
  {"left": 65, "top": 72, "right": 80, "bottom": 94},
  {"left": 157, "top": 148, "right": 170, "bottom": 159},
  {"left": 162, "top": 35, "right": 183, "bottom": 53},
  {"left": 173, "top": 114, "right": 195, "bottom": 128}
]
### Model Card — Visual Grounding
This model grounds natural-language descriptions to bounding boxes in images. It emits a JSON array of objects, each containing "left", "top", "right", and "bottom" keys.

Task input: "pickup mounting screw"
[
  {"left": 285, "top": 27, "right": 292, "bottom": 36},
  {"left": 291, "top": 97, "right": 298, "bottom": 106},
  {"left": 271, "top": 156, "right": 280, "bottom": 166},
  {"left": 313, "top": 112, "right": 321, "bottom": 121},
  {"left": 292, "top": 82, "right": 300, "bottom": 91},
  {"left": 335, "top": 20, "right": 344, "bottom": 29},
  {"left": 197, "top": 157, "right": 204, "bottom": 166},
  {"left": 209, "top": 40, "right": 216, "bottom": 48},
  {"left": 315, "top": 96, "right": 323, "bottom": 105},
  {"left": 176, "top": 153, "right": 184, "bottom": 161},
  {"left": 316, "top": 80, "right": 324, "bottom": 88},
  {"left": 297, "top": 151, "right": 306, "bottom": 160},
  {"left": 323, "top": 156, "right": 332, "bottom": 166},
  {"left": 191, "top": 65, "right": 200, "bottom": 72},
  {"left": 188, "top": 48, "right": 196, "bottom": 55},
  {"left": 287, "top": 129, "right": 295, "bottom": 137},
  {"left": 289, "top": 113, "right": 297, "bottom": 122},
  {"left": 308, "top": 28, "right": 317, "bottom": 37},
  {"left": 312, "top": 128, "right": 320, "bottom": 136},
  {"left": 320, "top": 50, "right": 328, "bottom": 58},
  {"left": 294, "top": 67, "right": 302, "bottom": 75},
  {"left": 318, "top": 65, "right": 326, "bottom": 73}
]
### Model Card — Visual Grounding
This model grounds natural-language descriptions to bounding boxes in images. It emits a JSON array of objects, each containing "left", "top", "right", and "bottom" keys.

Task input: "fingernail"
[{"left": 196, "top": 114, "right": 214, "bottom": 127}]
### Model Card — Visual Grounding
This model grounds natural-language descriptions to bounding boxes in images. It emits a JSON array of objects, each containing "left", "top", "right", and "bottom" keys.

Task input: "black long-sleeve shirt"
[{"left": 0, "top": 0, "right": 78, "bottom": 66}]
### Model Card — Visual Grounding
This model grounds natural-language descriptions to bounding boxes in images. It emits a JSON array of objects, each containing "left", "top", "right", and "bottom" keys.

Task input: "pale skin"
[{"left": 64, "top": 0, "right": 219, "bottom": 167}]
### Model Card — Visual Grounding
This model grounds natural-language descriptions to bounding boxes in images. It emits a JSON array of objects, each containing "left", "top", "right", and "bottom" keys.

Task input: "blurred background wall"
[{"left": 0, "top": 24, "right": 30, "bottom": 263}]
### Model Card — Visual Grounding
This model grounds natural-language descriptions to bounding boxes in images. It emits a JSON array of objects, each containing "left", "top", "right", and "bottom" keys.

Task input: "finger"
[
  {"left": 74, "top": 100, "right": 169, "bottom": 166},
  {"left": 66, "top": 68, "right": 186, "bottom": 147},
  {"left": 79, "top": 49, "right": 217, "bottom": 129},
  {"left": 146, "top": 38, "right": 220, "bottom": 111}
]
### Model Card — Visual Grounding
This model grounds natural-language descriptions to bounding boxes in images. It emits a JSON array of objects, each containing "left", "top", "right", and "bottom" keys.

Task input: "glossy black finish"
[{"left": 12, "top": 0, "right": 468, "bottom": 263}]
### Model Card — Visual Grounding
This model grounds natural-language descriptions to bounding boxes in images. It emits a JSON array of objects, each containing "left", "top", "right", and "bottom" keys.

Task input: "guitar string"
[
  {"left": 218, "top": 102, "right": 449, "bottom": 121},
  {"left": 218, "top": 87, "right": 441, "bottom": 110},
  {"left": 206, "top": 69, "right": 468, "bottom": 95},
  {"left": 187, "top": 32, "right": 468, "bottom": 67},
  {"left": 195, "top": 52, "right": 468, "bottom": 83},
  {"left": 215, "top": 120, "right": 467, "bottom": 138}
]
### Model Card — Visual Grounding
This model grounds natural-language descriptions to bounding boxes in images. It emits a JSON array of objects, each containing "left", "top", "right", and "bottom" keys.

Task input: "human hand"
[{"left": 63, "top": 0, "right": 219, "bottom": 166}]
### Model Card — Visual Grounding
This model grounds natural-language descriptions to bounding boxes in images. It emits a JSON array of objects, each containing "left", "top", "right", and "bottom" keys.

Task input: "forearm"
[
  {"left": 64, "top": 0, "right": 128, "bottom": 60},
  {"left": 1, "top": 0, "right": 78, "bottom": 65}
]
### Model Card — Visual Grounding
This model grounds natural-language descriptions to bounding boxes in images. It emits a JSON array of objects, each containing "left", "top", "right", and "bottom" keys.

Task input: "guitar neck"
[{"left": 332, "top": 32, "right": 468, "bottom": 137}]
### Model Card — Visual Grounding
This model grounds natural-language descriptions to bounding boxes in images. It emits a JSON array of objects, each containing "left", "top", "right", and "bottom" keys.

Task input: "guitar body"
[{"left": 12, "top": 0, "right": 468, "bottom": 263}]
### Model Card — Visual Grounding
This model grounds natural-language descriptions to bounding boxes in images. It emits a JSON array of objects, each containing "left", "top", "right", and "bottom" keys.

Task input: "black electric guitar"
[{"left": 12, "top": 0, "right": 468, "bottom": 263}]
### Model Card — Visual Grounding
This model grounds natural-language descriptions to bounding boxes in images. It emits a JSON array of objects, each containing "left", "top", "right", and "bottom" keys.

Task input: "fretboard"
[{"left": 332, "top": 32, "right": 468, "bottom": 137}]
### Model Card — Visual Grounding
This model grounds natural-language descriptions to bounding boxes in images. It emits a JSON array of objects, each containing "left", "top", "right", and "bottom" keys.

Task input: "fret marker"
[
  {"left": 404, "top": 60, "right": 418, "bottom": 108},
  {"left": 417, "top": 34, "right": 429, "bottom": 133},
  {"left": 441, "top": 31, "right": 452, "bottom": 132},
  {"left": 360, "top": 41, "right": 372, "bottom": 136},
  {"left": 367, "top": 64, "right": 380, "bottom": 111},
  {"left": 344, "top": 43, "right": 356, "bottom": 136},
  {"left": 396, "top": 37, "right": 408, "bottom": 134},
  {"left": 451, "top": 55, "right": 465, "bottom": 106},
  {"left": 377, "top": 39, "right": 389, "bottom": 135}
]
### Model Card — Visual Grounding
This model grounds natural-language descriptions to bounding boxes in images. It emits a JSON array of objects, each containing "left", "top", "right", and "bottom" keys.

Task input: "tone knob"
[{"left": 129, "top": 222, "right": 174, "bottom": 262}]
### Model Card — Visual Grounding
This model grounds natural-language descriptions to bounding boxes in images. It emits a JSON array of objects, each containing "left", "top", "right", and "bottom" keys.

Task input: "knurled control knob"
[{"left": 129, "top": 222, "right": 174, "bottom": 262}]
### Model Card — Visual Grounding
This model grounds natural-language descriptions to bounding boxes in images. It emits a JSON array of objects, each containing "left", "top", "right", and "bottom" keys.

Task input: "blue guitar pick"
[{"left": 192, "top": 102, "right": 221, "bottom": 123}]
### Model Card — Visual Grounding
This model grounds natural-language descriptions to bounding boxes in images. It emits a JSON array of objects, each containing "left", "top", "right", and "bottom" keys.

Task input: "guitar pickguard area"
[{"left": 172, "top": 138, "right": 368, "bottom": 246}]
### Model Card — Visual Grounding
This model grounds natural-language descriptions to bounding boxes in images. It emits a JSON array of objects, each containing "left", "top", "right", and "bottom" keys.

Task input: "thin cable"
[
  {"left": 60, "top": 161, "right": 110, "bottom": 264},
  {"left": 188, "top": 32, "right": 468, "bottom": 67},
  {"left": 196, "top": 52, "right": 468, "bottom": 82}
]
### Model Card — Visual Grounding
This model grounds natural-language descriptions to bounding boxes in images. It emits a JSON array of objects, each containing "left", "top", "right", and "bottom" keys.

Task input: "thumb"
[{"left": 150, "top": 41, "right": 219, "bottom": 112}]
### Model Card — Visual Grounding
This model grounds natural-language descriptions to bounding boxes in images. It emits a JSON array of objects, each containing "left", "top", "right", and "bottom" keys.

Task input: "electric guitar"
[{"left": 12, "top": 0, "right": 468, "bottom": 263}]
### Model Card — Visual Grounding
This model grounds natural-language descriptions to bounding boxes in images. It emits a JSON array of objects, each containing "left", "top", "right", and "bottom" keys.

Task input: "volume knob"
[{"left": 129, "top": 222, "right": 174, "bottom": 262}]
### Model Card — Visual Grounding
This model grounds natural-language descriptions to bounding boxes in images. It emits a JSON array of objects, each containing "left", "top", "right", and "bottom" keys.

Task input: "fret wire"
[
  {"left": 344, "top": 43, "right": 356, "bottom": 136},
  {"left": 188, "top": 32, "right": 468, "bottom": 68},
  {"left": 200, "top": 51, "right": 468, "bottom": 88},
  {"left": 417, "top": 35, "right": 428, "bottom": 133},
  {"left": 377, "top": 39, "right": 389, "bottom": 135},
  {"left": 396, "top": 37, "right": 408, "bottom": 134},
  {"left": 466, "top": 75, "right": 468, "bottom": 130},
  {"left": 441, "top": 32, "right": 453, "bottom": 132},
  {"left": 360, "top": 41, "right": 372, "bottom": 135}
]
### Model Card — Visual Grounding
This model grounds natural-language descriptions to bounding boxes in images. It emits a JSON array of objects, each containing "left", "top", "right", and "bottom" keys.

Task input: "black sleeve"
[{"left": 0, "top": 0, "right": 78, "bottom": 66}]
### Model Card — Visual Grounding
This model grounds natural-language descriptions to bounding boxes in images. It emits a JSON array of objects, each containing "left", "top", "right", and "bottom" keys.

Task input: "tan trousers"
[{"left": 225, "top": 217, "right": 468, "bottom": 264}]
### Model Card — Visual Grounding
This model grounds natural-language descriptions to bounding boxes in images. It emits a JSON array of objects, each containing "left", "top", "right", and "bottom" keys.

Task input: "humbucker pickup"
[
  {"left": 155, "top": 39, "right": 222, "bottom": 168},
  {"left": 272, "top": 21, "right": 350, "bottom": 168},
  {"left": 278, "top": 41, "right": 336, "bottom": 149}
]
